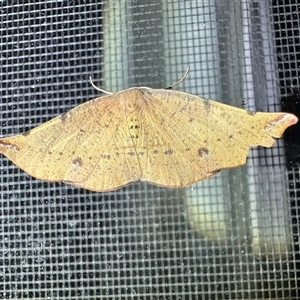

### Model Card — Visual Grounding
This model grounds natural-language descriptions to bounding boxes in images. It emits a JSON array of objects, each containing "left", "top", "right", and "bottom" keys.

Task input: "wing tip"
[
  {"left": 283, "top": 113, "right": 298, "bottom": 126},
  {"left": 0, "top": 139, "right": 20, "bottom": 154},
  {"left": 266, "top": 113, "right": 298, "bottom": 138}
]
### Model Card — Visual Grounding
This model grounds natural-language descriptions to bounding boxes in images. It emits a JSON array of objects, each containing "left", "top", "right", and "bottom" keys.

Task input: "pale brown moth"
[{"left": 0, "top": 70, "right": 297, "bottom": 191}]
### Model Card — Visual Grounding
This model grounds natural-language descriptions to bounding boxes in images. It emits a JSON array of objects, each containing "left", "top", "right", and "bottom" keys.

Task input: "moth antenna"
[
  {"left": 89, "top": 77, "right": 113, "bottom": 95},
  {"left": 167, "top": 66, "right": 190, "bottom": 89}
]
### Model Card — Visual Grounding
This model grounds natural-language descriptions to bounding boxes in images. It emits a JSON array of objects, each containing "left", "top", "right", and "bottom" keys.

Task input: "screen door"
[{"left": 0, "top": 1, "right": 299, "bottom": 299}]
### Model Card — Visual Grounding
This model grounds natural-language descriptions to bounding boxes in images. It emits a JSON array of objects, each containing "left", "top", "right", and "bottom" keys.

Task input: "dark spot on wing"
[
  {"left": 130, "top": 117, "right": 138, "bottom": 122},
  {"left": 129, "top": 125, "right": 140, "bottom": 129},
  {"left": 72, "top": 157, "right": 82, "bottom": 167},
  {"left": 198, "top": 148, "right": 209, "bottom": 157},
  {"left": 164, "top": 149, "right": 173, "bottom": 155},
  {"left": 100, "top": 154, "right": 111, "bottom": 160}
]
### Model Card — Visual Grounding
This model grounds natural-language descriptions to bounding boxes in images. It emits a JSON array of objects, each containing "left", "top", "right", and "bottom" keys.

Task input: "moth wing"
[
  {"left": 135, "top": 89, "right": 297, "bottom": 188},
  {"left": 0, "top": 93, "right": 142, "bottom": 191}
]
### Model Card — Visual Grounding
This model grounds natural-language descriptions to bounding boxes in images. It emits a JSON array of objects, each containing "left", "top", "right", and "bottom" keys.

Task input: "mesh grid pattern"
[{"left": 0, "top": 1, "right": 299, "bottom": 299}]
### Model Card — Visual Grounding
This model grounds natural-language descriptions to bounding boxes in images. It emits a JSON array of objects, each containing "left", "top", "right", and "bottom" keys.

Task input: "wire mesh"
[{"left": 0, "top": 1, "right": 299, "bottom": 299}]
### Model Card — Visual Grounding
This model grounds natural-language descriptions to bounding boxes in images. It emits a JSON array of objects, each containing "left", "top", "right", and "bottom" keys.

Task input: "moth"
[{"left": 0, "top": 71, "right": 297, "bottom": 191}]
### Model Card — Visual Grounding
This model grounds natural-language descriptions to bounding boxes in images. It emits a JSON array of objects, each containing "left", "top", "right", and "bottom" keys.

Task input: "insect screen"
[{"left": 0, "top": 1, "right": 299, "bottom": 299}]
